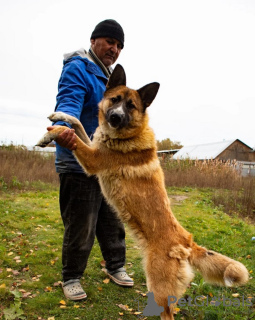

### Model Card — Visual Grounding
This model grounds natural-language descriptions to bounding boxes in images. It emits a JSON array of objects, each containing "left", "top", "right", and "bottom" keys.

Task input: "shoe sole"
[
  {"left": 62, "top": 283, "right": 87, "bottom": 301},
  {"left": 107, "top": 273, "right": 134, "bottom": 287},
  {"left": 63, "top": 292, "right": 87, "bottom": 301}
]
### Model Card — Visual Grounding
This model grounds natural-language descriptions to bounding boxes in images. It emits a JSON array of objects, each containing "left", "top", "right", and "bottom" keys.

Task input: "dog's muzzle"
[{"left": 106, "top": 106, "right": 129, "bottom": 129}]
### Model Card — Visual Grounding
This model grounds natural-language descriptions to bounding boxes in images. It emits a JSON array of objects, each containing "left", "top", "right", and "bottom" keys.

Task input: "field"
[{"left": 0, "top": 146, "right": 255, "bottom": 320}]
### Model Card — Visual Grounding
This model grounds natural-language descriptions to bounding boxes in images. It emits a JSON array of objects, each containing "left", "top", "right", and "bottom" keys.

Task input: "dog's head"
[{"left": 98, "top": 64, "right": 160, "bottom": 138}]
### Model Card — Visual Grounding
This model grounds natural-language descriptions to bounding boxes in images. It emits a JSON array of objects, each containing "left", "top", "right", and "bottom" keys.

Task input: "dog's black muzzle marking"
[
  {"left": 106, "top": 103, "right": 130, "bottom": 129},
  {"left": 107, "top": 110, "right": 125, "bottom": 128}
]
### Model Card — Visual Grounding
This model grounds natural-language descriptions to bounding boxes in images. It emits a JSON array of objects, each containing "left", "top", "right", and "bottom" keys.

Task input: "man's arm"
[
  {"left": 55, "top": 58, "right": 88, "bottom": 122},
  {"left": 53, "top": 59, "right": 88, "bottom": 150}
]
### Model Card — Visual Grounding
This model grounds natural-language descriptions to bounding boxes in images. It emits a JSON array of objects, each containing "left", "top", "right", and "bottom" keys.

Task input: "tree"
[{"left": 156, "top": 138, "right": 183, "bottom": 151}]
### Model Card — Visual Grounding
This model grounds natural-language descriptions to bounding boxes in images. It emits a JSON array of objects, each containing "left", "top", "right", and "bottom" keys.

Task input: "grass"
[{"left": 0, "top": 187, "right": 255, "bottom": 320}]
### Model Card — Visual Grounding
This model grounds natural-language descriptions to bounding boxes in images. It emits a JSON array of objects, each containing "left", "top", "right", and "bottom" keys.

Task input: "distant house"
[
  {"left": 172, "top": 139, "right": 255, "bottom": 162},
  {"left": 172, "top": 139, "right": 255, "bottom": 176}
]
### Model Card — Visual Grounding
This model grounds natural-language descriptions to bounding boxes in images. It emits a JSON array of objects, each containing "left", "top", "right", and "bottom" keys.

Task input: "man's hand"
[{"left": 47, "top": 126, "right": 77, "bottom": 150}]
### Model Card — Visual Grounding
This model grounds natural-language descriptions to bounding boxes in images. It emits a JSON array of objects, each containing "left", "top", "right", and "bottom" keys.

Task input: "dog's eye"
[
  {"left": 111, "top": 97, "right": 118, "bottom": 103},
  {"left": 127, "top": 101, "right": 136, "bottom": 110},
  {"left": 111, "top": 95, "right": 121, "bottom": 103}
]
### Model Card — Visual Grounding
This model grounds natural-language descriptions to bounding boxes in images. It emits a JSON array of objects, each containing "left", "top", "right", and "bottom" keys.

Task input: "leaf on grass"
[
  {"left": 59, "top": 300, "right": 66, "bottom": 305},
  {"left": 117, "top": 304, "right": 129, "bottom": 310},
  {"left": 232, "top": 293, "right": 240, "bottom": 297},
  {"left": 22, "top": 292, "right": 32, "bottom": 298},
  {"left": 0, "top": 283, "right": 6, "bottom": 289},
  {"left": 13, "top": 256, "right": 22, "bottom": 263},
  {"left": 103, "top": 278, "right": 110, "bottom": 284},
  {"left": 98, "top": 287, "right": 103, "bottom": 291},
  {"left": 100, "top": 260, "right": 106, "bottom": 267},
  {"left": 7, "top": 252, "right": 14, "bottom": 256},
  {"left": 12, "top": 270, "right": 20, "bottom": 276},
  {"left": 22, "top": 266, "right": 29, "bottom": 272},
  {"left": 44, "top": 286, "right": 53, "bottom": 292},
  {"left": 54, "top": 281, "right": 62, "bottom": 287},
  {"left": 3, "top": 303, "right": 25, "bottom": 320},
  {"left": 13, "top": 256, "right": 21, "bottom": 260},
  {"left": 119, "top": 312, "right": 124, "bottom": 316},
  {"left": 48, "top": 317, "right": 55, "bottom": 320},
  {"left": 174, "top": 307, "right": 180, "bottom": 314},
  {"left": 73, "top": 305, "right": 80, "bottom": 308},
  {"left": 32, "top": 275, "right": 42, "bottom": 282}
]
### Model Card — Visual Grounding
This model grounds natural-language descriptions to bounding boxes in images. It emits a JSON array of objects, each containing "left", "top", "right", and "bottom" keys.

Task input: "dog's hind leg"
[
  {"left": 145, "top": 250, "right": 194, "bottom": 320},
  {"left": 48, "top": 112, "right": 91, "bottom": 145}
]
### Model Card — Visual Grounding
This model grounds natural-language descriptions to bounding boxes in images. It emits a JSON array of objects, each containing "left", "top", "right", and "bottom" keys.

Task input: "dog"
[{"left": 36, "top": 64, "right": 249, "bottom": 319}]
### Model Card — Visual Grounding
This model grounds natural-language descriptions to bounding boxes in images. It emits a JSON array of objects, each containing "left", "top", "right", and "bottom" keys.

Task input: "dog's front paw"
[
  {"left": 36, "top": 126, "right": 69, "bottom": 148},
  {"left": 48, "top": 112, "right": 68, "bottom": 123},
  {"left": 36, "top": 132, "right": 55, "bottom": 147}
]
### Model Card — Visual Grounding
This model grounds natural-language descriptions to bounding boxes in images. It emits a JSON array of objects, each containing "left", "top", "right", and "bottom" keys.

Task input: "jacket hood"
[
  {"left": 63, "top": 47, "right": 113, "bottom": 78},
  {"left": 63, "top": 48, "right": 93, "bottom": 62}
]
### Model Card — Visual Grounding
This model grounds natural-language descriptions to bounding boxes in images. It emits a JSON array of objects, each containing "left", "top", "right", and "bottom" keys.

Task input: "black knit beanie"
[{"left": 90, "top": 19, "right": 124, "bottom": 49}]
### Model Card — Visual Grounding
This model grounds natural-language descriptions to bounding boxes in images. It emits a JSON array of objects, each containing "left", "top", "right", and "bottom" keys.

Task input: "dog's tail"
[{"left": 188, "top": 243, "right": 249, "bottom": 287}]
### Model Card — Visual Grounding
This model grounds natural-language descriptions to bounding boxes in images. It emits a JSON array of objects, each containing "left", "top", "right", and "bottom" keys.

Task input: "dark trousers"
[{"left": 59, "top": 173, "right": 126, "bottom": 282}]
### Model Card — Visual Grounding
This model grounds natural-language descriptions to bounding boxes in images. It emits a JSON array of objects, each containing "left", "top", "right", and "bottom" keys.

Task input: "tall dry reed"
[
  {"left": 163, "top": 158, "right": 241, "bottom": 189},
  {"left": 0, "top": 145, "right": 58, "bottom": 189},
  {"left": 1, "top": 146, "right": 254, "bottom": 220},
  {"left": 162, "top": 158, "right": 255, "bottom": 220}
]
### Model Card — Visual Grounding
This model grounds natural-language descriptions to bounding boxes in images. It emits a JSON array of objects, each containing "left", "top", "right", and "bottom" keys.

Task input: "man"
[{"left": 51, "top": 19, "right": 134, "bottom": 301}]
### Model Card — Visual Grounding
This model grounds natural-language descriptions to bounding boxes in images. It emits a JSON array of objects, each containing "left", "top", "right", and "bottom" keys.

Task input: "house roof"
[
  {"left": 157, "top": 149, "right": 180, "bottom": 154},
  {"left": 172, "top": 139, "right": 252, "bottom": 160}
]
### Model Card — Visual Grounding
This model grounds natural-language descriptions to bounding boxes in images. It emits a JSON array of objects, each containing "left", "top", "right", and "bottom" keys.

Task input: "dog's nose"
[{"left": 108, "top": 112, "right": 124, "bottom": 128}]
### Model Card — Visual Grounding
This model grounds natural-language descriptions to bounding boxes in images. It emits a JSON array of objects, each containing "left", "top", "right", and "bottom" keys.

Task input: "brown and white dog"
[{"left": 37, "top": 65, "right": 249, "bottom": 319}]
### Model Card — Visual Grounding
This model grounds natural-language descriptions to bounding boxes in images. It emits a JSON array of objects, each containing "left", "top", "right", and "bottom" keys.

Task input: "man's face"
[{"left": 90, "top": 37, "right": 122, "bottom": 68}]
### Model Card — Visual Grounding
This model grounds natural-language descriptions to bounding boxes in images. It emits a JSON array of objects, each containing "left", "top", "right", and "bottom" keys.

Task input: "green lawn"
[{"left": 0, "top": 187, "right": 254, "bottom": 320}]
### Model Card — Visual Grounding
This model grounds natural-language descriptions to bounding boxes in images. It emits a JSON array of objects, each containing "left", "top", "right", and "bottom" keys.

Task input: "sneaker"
[
  {"left": 107, "top": 267, "right": 134, "bottom": 287},
  {"left": 62, "top": 279, "right": 87, "bottom": 301}
]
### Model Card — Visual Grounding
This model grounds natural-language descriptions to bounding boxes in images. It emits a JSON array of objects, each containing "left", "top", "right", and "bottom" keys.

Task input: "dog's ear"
[
  {"left": 137, "top": 82, "right": 160, "bottom": 110},
  {"left": 106, "top": 64, "right": 126, "bottom": 90}
]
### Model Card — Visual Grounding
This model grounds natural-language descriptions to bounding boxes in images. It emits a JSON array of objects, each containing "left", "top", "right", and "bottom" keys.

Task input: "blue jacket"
[{"left": 54, "top": 54, "right": 108, "bottom": 173}]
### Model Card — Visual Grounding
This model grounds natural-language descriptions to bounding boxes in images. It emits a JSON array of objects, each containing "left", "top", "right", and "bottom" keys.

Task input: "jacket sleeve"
[{"left": 54, "top": 59, "right": 88, "bottom": 127}]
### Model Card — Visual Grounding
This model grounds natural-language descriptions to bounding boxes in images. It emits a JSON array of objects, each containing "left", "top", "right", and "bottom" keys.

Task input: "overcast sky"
[{"left": 0, "top": 0, "right": 254, "bottom": 148}]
